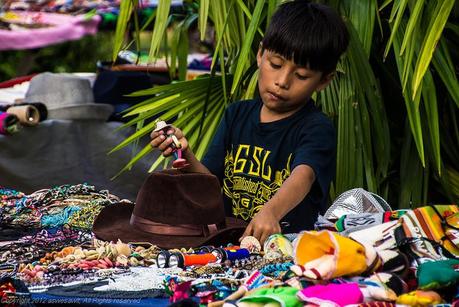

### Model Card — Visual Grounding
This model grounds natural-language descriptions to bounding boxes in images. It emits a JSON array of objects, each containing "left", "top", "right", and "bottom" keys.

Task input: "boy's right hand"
[{"left": 150, "top": 126, "right": 188, "bottom": 157}]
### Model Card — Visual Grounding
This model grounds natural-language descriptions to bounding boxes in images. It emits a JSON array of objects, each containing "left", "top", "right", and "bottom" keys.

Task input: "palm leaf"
[
  {"left": 347, "top": 0, "right": 377, "bottom": 55},
  {"left": 230, "top": 0, "right": 265, "bottom": 95},
  {"left": 345, "top": 22, "right": 390, "bottom": 182},
  {"left": 411, "top": 0, "right": 455, "bottom": 100},
  {"left": 399, "top": 0, "right": 423, "bottom": 56},
  {"left": 148, "top": 0, "right": 172, "bottom": 61},
  {"left": 113, "top": 0, "right": 137, "bottom": 61},
  {"left": 383, "top": 0, "right": 409, "bottom": 60},
  {"left": 392, "top": 21, "right": 425, "bottom": 166},
  {"left": 399, "top": 120, "right": 428, "bottom": 208},
  {"left": 432, "top": 39, "right": 459, "bottom": 107},
  {"left": 198, "top": 0, "right": 210, "bottom": 41},
  {"left": 421, "top": 70, "right": 441, "bottom": 175}
]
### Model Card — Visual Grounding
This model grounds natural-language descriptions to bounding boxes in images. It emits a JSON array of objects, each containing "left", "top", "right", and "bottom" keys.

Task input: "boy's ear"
[
  {"left": 257, "top": 45, "right": 263, "bottom": 67},
  {"left": 316, "top": 72, "right": 335, "bottom": 92}
]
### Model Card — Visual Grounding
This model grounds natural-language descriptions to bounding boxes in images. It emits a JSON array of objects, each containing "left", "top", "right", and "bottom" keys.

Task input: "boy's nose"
[{"left": 274, "top": 70, "right": 291, "bottom": 89}]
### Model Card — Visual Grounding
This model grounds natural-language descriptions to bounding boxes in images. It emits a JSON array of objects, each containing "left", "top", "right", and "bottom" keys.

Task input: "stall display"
[
  {"left": 0, "top": 11, "right": 101, "bottom": 50},
  {"left": 1, "top": 181, "right": 459, "bottom": 306}
]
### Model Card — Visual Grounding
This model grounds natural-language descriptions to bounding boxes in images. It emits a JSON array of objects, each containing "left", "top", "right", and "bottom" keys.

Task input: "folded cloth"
[
  {"left": 238, "top": 286, "right": 302, "bottom": 307},
  {"left": 399, "top": 205, "right": 459, "bottom": 257},
  {"left": 349, "top": 220, "right": 399, "bottom": 252},
  {"left": 396, "top": 290, "right": 443, "bottom": 306},
  {"left": 335, "top": 210, "right": 408, "bottom": 235},
  {"left": 292, "top": 230, "right": 368, "bottom": 280},
  {"left": 349, "top": 273, "right": 406, "bottom": 302},
  {"left": 354, "top": 302, "right": 396, "bottom": 307},
  {"left": 297, "top": 283, "right": 363, "bottom": 307},
  {"left": 417, "top": 259, "right": 459, "bottom": 290}
]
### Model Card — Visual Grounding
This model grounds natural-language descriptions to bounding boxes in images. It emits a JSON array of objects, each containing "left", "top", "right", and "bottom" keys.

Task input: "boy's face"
[{"left": 257, "top": 48, "right": 333, "bottom": 118}]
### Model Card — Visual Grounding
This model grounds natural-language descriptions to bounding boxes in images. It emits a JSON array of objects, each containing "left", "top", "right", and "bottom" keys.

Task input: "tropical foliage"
[{"left": 111, "top": 0, "right": 459, "bottom": 208}]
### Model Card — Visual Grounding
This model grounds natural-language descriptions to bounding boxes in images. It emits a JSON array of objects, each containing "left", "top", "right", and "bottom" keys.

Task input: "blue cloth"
[{"left": 202, "top": 98, "right": 336, "bottom": 233}]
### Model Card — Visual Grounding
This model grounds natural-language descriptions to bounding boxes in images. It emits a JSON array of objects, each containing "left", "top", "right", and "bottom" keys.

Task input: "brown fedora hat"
[{"left": 93, "top": 169, "right": 247, "bottom": 249}]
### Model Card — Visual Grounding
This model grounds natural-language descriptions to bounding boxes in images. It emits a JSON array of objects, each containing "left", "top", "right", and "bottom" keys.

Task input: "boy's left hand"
[{"left": 240, "top": 208, "right": 281, "bottom": 245}]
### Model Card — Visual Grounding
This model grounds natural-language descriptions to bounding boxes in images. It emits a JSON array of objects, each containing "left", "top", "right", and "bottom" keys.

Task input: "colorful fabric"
[
  {"left": 396, "top": 290, "right": 443, "bottom": 306},
  {"left": 239, "top": 286, "right": 302, "bottom": 307},
  {"left": 335, "top": 210, "right": 408, "bottom": 234},
  {"left": 292, "top": 230, "right": 368, "bottom": 280},
  {"left": 350, "top": 273, "right": 403, "bottom": 301},
  {"left": 400, "top": 205, "right": 459, "bottom": 257},
  {"left": 297, "top": 283, "right": 363, "bottom": 306},
  {"left": 417, "top": 259, "right": 459, "bottom": 290},
  {"left": 377, "top": 249, "right": 410, "bottom": 276},
  {"left": 348, "top": 220, "right": 399, "bottom": 252},
  {"left": 0, "top": 11, "right": 100, "bottom": 50},
  {"left": 356, "top": 302, "right": 396, "bottom": 307}
]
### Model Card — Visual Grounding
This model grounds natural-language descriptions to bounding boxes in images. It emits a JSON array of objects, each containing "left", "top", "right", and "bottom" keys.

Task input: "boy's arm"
[
  {"left": 180, "top": 147, "right": 211, "bottom": 174},
  {"left": 241, "top": 164, "right": 315, "bottom": 244},
  {"left": 150, "top": 126, "right": 211, "bottom": 174}
]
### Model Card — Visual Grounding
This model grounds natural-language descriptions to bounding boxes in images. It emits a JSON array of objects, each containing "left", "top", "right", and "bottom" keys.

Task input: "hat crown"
[
  {"left": 22, "top": 72, "right": 114, "bottom": 120},
  {"left": 25, "top": 72, "right": 94, "bottom": 109},
  {"left": 133, "top": 169, "right": 225, "bottom": 225},
  {"left": 24, "top": 72, "right": 95, "bottom": 108}
]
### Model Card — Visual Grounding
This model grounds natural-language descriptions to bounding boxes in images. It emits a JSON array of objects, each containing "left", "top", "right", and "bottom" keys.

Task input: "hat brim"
[
  {"left": 92, "top": 202, "right": 248, "bottom": 249},
  {"left": 47, "top": 104, "right": 114, "bottom": 121}
]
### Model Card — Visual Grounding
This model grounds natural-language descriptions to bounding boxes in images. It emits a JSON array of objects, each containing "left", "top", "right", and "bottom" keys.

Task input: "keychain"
[{"left": 154, "top": 120, "right": 190, "bottom": 169}]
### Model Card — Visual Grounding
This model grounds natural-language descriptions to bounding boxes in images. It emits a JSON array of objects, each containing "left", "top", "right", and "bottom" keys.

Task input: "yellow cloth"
[
  {"left": 293, "top": 230, "right": 367, "bottom": 279},
  {"left": 396, "top": 290, "right": 442, "bottom": 306}
]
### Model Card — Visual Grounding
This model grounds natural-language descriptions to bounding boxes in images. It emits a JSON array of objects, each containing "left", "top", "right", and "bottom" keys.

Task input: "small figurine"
[
  {"left": 154, "top": 120, "right": 190, "bottom": 169},
  {"left": 164, "top": 276, "right": 192, "bottom": 303}
]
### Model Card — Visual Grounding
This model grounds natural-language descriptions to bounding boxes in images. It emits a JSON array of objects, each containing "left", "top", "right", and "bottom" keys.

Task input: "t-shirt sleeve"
[
  {"left": 201, "top": 108, "right": 231, "bottom": 181},
  {"left": 291, "top": 117, "right": 336, "bottom": 201}
]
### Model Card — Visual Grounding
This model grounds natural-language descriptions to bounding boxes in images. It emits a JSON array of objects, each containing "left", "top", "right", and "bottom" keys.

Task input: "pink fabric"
[
  {"left": 298, "top": 283, "right": 364, "bottom": 307},
  {"left": 0, "top": 112, "right": 10, "bottom": 134},
  {"left": 0, "top": 11, "right": 100, "bottom": 50}
]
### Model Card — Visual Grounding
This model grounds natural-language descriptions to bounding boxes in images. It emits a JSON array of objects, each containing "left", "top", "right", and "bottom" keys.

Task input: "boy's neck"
[{"left": 259, "top": 102, "right": 308, "bottom": 123}]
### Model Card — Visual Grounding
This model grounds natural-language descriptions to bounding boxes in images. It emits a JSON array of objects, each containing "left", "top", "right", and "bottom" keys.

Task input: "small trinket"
[
  {"left": 263, "top": 234, "right": 293, "bottom": 259},
  {"left": 240, "top": 236, "right": 261, "bottom": 253},
  {"left": 154, "top": 120, "right": 190, "bottom": 169},
  {"left": 166, "top": 251, "right": 217, "bottom": 268},
  {"left": 212, "top": 248, "right": 250, "bottom": 263}
]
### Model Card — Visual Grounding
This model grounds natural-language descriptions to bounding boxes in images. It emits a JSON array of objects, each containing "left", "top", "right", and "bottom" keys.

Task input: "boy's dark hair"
[{"left": 262, "top": 0, "right": 349, "bottom": 75}]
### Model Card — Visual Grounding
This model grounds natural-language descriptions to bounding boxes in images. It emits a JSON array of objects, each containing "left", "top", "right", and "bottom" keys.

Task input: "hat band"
[{"left": 130, "top": 214, "right": 221, "bottom": 237}]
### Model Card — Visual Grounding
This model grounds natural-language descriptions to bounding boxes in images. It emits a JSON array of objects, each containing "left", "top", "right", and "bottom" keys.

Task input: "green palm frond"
[{"left": 113, "top": 0, "right": 138, "bottom": 61}]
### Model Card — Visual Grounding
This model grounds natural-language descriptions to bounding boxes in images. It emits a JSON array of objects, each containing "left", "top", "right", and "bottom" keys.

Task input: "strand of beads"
[{"left": 259, "top": 262, "right": 293, "bottom": 278}]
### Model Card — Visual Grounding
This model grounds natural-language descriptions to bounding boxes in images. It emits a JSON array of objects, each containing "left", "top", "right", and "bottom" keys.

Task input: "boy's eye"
[
  {"left": 270, "top": 62, "right": 281, "bottom": 69},
  {"left": 296, "top": 73, "right": 308, "bottom": 80}
]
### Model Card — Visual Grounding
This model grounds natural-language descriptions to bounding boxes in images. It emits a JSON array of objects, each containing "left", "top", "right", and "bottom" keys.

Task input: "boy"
[{"left": 150, "top": 0, "right": 349, "bottom": 244}]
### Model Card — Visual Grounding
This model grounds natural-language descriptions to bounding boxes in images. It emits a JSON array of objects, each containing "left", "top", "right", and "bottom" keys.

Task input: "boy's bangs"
[{"left": 263, "top": 32, "right": 335, "bottom": 73}]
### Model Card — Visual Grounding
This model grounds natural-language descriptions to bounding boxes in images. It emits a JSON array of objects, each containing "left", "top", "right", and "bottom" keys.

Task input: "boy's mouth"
[{"left": 267, "top": 91, "right": 286, "bottom": 101}]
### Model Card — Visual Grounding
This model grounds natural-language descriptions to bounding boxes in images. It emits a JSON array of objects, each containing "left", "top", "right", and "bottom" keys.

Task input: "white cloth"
[{"left": 94, "top": 267, "right": 182, "bottom": 291}]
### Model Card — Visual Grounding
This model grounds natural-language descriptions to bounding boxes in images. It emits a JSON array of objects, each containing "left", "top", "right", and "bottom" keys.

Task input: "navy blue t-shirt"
[{"left": 202, "top": 98, "right": 336, "bottom": 233}]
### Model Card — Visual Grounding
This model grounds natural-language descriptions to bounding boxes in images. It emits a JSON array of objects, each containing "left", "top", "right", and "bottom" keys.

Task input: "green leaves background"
[{"left": 112, "top": 0, "right": 458, "bottom": 208}]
